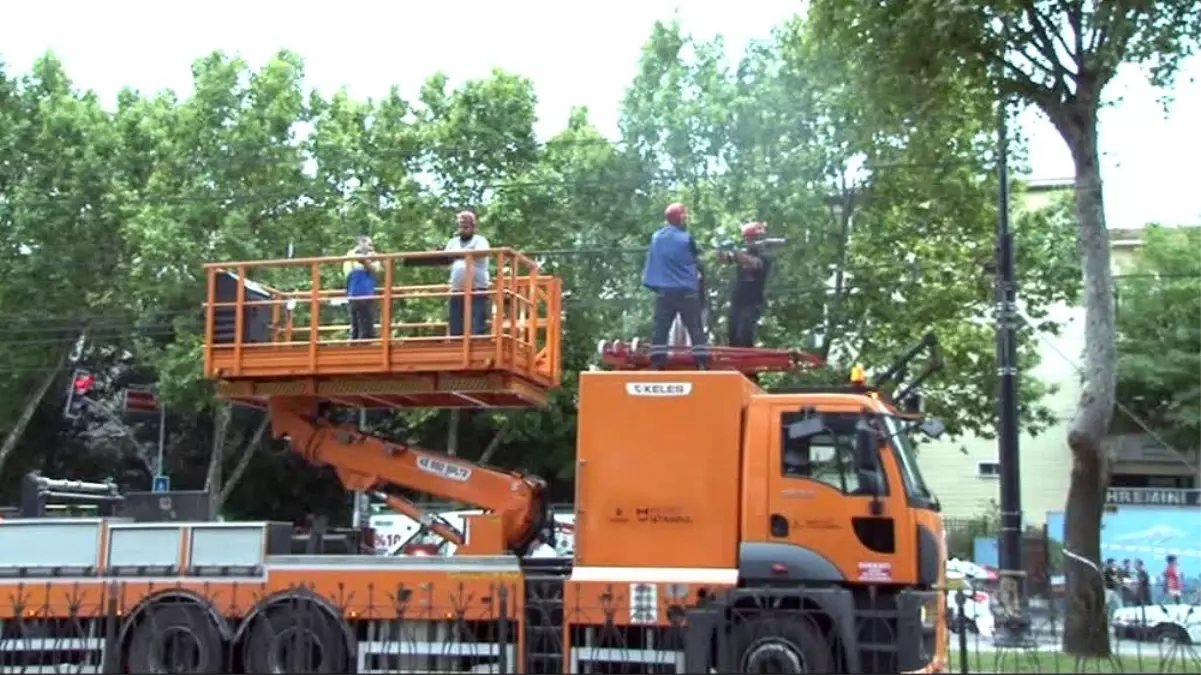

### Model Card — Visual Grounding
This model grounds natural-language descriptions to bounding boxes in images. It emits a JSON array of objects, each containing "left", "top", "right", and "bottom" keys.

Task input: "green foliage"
[
  {"left": 0, "top": 26, "right": 1081, "bottom": 520},
  {"left": 1114, "top": 225, "right": 1201, "bottom": 453}
]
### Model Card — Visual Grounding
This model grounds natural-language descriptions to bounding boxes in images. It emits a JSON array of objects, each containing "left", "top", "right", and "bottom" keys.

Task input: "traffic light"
[{"left": 64, "top": 369, "right": 95, "bottom": 420}]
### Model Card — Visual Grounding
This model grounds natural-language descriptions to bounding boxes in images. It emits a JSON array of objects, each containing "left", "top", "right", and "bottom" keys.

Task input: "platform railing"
[{"left": 202, "top": 248, "right": 562, "bottom": 386}]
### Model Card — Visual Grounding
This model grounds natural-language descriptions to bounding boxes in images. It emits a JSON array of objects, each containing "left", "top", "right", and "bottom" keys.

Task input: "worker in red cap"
[
  {"left": 718, "top": 221, "right": 773, "bottom": 347},
  {"left": 443, "top": 210, "right": 492, "bottom": 335},
  {"left": 641, "top": 202, "right": 709, "bottom": 369}
]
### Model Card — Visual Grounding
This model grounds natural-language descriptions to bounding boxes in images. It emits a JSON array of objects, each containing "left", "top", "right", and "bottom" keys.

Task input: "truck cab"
[
  {"left": 572, "top": 366, "right": 946, "bottom": 672},
  {"left": 742, "top": 390, "right": 944, "bottom": 590}
]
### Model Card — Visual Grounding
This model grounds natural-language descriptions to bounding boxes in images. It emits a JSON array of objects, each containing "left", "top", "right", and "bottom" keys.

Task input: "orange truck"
[{"left": 0, "top": 247, "right": 949, "bottom": 674}]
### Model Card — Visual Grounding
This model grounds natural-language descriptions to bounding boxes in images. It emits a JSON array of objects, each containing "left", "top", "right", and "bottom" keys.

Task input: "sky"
[{"left": 2, "top": 0, "right": 1198, "bottom": 231}]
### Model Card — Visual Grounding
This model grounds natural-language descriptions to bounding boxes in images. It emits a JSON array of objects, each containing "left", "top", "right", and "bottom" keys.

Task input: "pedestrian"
[
  {"left": 1164, "top": 554, "right": 1183, "bottom": 604},
  {"left": 1133, "top": 559, "right": 1152, "bottom": 606},
  {"left": 1120, "top": 559, "right": 1135, "bottom": 604},
  {"left": 444, "top": 211, "right": 491, "bottom": 336},
  {"left": 342, "top": 235, "right": 381, "bottom": 340},
  {"left": 641, "top": 202, "right": 709, "bottom": 369},
  {"left": 719, "top": 221, "right": 773, "bottom": 348},
  {"left": 1103, "top": 558, "right": 1123, "bottom": 615}
]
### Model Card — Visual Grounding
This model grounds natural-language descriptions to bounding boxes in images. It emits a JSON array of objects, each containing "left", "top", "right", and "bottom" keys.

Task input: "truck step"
[{"left": 523, "top": 571, "right": 568, "bottom": 674}]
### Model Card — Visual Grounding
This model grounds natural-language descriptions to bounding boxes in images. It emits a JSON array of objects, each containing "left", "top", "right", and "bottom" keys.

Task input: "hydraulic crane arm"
[{"left": 268, "top": 396, "right": 549, "bottom": 555}]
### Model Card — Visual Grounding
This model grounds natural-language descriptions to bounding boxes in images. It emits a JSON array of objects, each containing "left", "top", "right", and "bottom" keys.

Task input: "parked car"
[{"left": 1112, "top": 603, "right": 1199, "bottom": 645}]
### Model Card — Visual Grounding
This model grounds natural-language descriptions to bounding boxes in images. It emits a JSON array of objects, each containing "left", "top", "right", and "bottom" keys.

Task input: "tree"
[
  {"left": 0, "top": 54, "right": 127, "bottom": 482},
  {"left": 808, "top": 0, "right": 1200, "bottom": 655},
  {"left": 620, "top": 20, "right": 1078, "bottom": 438},
  {"left": 1114, "top": 225, "right": 1201, "bottom": 454},
  {"left": 0, "top": 26, "right": 1080, "bottom": 528}
]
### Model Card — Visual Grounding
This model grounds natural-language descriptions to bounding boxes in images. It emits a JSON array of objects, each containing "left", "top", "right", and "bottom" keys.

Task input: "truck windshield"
[{"left": 885, "top": 416, "right": 936, "bottom": 507}]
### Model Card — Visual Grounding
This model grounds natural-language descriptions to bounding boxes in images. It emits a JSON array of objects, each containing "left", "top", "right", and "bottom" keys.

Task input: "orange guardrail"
[{"left": 201, "top": 248, "right": 562, "bottom": 389}]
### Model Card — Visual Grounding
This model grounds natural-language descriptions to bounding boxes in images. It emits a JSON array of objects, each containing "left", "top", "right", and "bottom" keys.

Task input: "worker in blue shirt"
[
  {"left": 343, "top": 235, "right": 382, "bottom": 340},
  {"left": 641, "top": 202, "right": 709, "bottom": 369}
]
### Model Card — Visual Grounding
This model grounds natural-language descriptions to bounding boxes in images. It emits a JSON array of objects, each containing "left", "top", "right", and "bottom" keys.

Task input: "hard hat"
[
  {"left": 457, "top": 210, "right": 477, "bottom": 224},
  {"left": 850, "top": 364, "right": 866, "bottom": 385},
  {"left": 664, "top": 203, "right": 688, "bottom": 226},
  {"left": 741, "top": 222, "right": 767, "bottom": 239}
]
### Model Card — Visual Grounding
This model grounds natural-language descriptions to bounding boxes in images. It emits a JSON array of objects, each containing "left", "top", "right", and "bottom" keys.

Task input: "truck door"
[{"left": 748, "top": 405, "right": 917, "bottom": 585}]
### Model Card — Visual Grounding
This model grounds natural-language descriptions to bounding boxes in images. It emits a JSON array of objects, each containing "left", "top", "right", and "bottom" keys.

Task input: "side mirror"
[
  {"left": 919, "top": 417, "right": 947, "bottom": 440},
  {"left": 788, "top": 410, "right": 826, "bottom": 440},
  {"left": 853, "top": 420, "right": 881, "bottom": 474}
]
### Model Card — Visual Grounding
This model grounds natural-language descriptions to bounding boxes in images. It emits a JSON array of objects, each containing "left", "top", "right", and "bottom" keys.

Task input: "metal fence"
[
  {"left": 0, "top": 581, "right": 1197, "bottom": 674},
  {"left": 946, "top": 587, "right": 1201, "bottom": 674}
]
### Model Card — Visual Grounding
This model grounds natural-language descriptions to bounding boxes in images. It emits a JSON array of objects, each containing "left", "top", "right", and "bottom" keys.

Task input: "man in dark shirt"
[
  {"left": 720, "top": 222, "right": 772, "bottom": 347},
  {"left": 642, "top": 202, "right": 709, "bottom": 369},
  {"left": 1103, "top": 558, "right": 1123, "bottom": 615},
  {"left": 1133, "top": 559, "right": 1152, "bottom": 606}
]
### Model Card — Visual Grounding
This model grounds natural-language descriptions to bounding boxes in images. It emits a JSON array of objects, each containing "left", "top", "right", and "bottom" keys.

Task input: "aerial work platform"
[
  {"left": 597, "top": 339, "right": 827, "bottom": 373},
  {"left": 202, "top": 248, "right": 562, "bottom": 409}
]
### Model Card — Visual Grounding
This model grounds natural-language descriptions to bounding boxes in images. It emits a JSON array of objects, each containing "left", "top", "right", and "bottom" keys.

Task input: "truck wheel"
[
  {"left": 125, "top": 604, "right": 225, "bottom": 673},
  {"left": 732, "top": 616, "right": 833, "bottom": 673},
  {"left": 242, "top": 604, "right": 349, "bottom": 673},
  {"left": 1153, "top": 623, "right": 1190, "bottom": 645}
]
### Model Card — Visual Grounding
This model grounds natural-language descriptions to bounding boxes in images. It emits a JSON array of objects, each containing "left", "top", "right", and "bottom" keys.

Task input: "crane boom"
[{"left": 268, "top": 396, "right": 549, "bottom": 555}]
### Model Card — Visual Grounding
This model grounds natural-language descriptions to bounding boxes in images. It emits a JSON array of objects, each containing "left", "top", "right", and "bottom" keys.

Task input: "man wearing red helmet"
[
  {"left": 718, "top": 221, "right": 772, "bottom": 347},
  {"left": 641, "top": 202, "right": 709, "bottom": 369}
]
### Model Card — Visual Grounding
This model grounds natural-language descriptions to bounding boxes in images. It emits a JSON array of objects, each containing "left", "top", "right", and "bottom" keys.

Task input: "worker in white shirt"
[{"left": 444, "top": 211, "right": 491, "bottom": 336}]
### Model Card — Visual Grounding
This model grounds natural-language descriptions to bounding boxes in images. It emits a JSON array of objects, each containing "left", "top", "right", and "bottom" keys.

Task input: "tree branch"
[
  {"left": 1086, "top": 0, "right": 1140, "bottom": 84},
  {"left": 1087, "top": 0, "right": 1122, "bottom": 55},
  {"left": 0, "top": 352, "right": 68, "bottom": 477},
  {"left": 1069, "top": 0, "right": 1086, "bottom": 69},
  {"left": 1032, "top": 0, "right": 1081, "bottom": 69},
  {"left": 477, "top": 425, "right": 509, "bottom": 465},
  {"left": 216, "top": 414, "right": 270, "bottom": 511},
  {"left": 1020, "top": 1, "right": 1078, "bottom": 88}
]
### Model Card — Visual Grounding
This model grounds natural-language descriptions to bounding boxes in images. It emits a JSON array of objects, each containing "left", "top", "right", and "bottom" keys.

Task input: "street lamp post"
[{"left": 994, "top": 92, "right": 1031, "bottom": 645}]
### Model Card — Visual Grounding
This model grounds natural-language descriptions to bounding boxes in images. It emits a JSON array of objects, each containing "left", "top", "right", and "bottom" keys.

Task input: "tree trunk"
[
  {"left": 1052, "top": 97, "right": 1118, "bottom": 658},
  {"left": 447, "top": 409, "right": 461, "bottom": 456},
  {"left": 216, "top": 414, "right": 270, "bottom": 512},
  {"left": 0, "top": 352, "right": 69, "bottom": 477},
  {"left": 477, "top": 424, "right": 509, "bottom": 465},
  {"left": 205, "top": 404, "right": 232, "bottom": 516}
]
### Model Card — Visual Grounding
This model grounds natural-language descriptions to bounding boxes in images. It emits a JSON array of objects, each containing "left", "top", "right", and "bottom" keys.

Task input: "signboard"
[
  {"left": 1106, "top": 488, "right": 1200, "bottom": 507},
  {"left": 124, "top": 388, "right": 161, "bottom": 414},
  {"left": 625, "top": 382, "right": 692, "bottom": 397},
  {"left": 152, "top": 474, "right": 171, "bottom": 494}
]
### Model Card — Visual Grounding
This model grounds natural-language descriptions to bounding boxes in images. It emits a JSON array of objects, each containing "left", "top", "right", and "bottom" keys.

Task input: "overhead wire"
[
  {"left": 0, "top": 252, "right": 1034, "bottom": 343},
  {"left": 0, "top": 262, "right": 1189, "bottom": 343},
  {"left": 0, "top": 278, "right": 1190, "bottom": 374}
]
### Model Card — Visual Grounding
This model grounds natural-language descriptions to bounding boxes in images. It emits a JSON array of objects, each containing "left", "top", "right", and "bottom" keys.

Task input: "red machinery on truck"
[{"left": 0, "top": 247, "right": 948, "bottom": 674}]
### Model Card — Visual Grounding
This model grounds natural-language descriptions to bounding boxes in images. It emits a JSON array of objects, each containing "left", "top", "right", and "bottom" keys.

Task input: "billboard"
[{"left": 1046, "top": 506, "right": 1200, "bottom": 593}]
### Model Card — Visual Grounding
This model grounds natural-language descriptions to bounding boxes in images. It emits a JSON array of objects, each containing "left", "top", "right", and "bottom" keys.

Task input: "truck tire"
[
  {"left": 242, "top": 604, "right": 349, "bottom": 673},
  {"left": 1153, "top": 623, "right": 1190, "bottom": 645},
  {"left": 125, "top": 604, "right": 226, "bottom": 673},
  {"left": 731, "top": 615, "right": 834, "bottom": 673}
]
